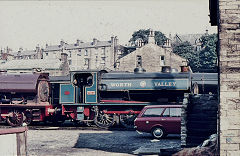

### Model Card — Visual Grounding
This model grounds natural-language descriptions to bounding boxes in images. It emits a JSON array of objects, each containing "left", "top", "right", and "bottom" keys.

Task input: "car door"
[
  {"left": 137, "top": 107, "right": 165, "bottom": 132},
  {"left": 161, "top": 107, "right": 181, "bottom": 134}
]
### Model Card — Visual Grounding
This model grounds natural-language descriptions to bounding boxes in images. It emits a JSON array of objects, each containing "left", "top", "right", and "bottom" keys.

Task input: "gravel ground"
[{"left": 27, "top": 129, "right": 180, "bottom": 156}]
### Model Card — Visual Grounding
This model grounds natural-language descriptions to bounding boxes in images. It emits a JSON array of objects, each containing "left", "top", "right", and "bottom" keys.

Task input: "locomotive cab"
[{"left": 71, "top": 71, "right": 98, "bottom": 104}]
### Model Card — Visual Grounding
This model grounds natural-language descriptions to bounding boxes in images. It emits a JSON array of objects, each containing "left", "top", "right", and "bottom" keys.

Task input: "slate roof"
[
  {"left": 0, "top": 59, "right": 61, "bottom": 70},
  {"left": 45, "top": 45, "right": 62, "bottom": 52},
  {"left": 11, "top": 50, "right": 36, "bottom": 56},
  {"left": 45, "top": 41, "right": 112, "bottom": 52},
  {"left": 174, "top": 34, "right": 204, "bottom": 45},
  {"left": 21, "top": 50, "right": 36, "bottom": 56}
]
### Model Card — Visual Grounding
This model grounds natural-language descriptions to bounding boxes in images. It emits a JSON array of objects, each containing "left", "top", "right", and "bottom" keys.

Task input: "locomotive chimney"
[
  {"left": 134, "top": 67, "right": 146, "bottom": 73},
  {"left": 161, "top": 66, "right": 171, "bottom": 73},
  {"left": 180, "top": 66, "right": 190, "bottom": 72}
]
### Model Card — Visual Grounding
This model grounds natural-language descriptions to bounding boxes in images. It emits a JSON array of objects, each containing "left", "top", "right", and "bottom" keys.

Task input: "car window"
[
  {"left": 170, "top": 108, "right": 181, "bottom": 117},
  {"left": 162, "top": 108, "right": 170, "bottom": 117},
  {"left": 142, "top": 108, "right": 164, "bottom": 117},
  {"left": 162, "top": 108, "right": 181, "bottom": 117}
]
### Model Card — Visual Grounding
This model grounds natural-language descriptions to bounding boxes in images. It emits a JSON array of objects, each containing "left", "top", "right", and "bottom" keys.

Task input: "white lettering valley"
[{"left": 154, "top": 81, "right": 177, "bottom": 87}]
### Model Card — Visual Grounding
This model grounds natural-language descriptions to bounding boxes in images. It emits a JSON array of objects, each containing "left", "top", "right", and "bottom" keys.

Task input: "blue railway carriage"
[{"left": 50, "top": 70, "right": 192, "bottom": 128}]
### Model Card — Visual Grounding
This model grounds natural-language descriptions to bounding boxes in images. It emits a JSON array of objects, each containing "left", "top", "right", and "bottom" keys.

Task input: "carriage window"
[{"left": 142, "top": 108, "right": 164, "bottom": 117}]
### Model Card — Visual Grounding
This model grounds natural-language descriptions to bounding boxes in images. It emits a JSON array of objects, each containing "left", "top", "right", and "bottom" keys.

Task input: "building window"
[
  {"left": 160, "top": 56, "right": 165, "bottom": 66},
  {"left": 69, "top": 60, "right": 72, "bottom": 65},
  {"left": 85, "top": 49, "right": 88, "bottom": 56},
  {"left": 69, "top": 51, "right": 72, "bottom": 57},
  {"left": 136, "top": 55, "right": 142, "bottom": 67},
  {"left": 84, "top": 58, "right": 89, "bottom": 66},
  {"left": 46, "top": 53, "right": 48, "bottom": 56},
  {"left": 102, "top": 48, "right": 106, "bottom": 56},
  {"left": 101, "top": 57, "right": 106, "bottom": 64},
  {"left": 95, "top": 56, "right": 98, "bottom": 65},
  {"left": 78, "top": 49, "right": 81, "bottom": 56},
  {"left": 115, "top": 62, "right": 120, "bottom": 69}
]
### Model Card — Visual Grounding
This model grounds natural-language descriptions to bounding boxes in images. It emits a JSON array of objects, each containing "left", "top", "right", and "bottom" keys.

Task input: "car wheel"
[{"left": 151, "top": 127, "right": 165, "bottom": 139}]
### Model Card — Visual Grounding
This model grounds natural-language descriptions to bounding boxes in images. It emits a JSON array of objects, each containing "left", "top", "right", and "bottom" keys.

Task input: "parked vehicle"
[{"left": 134, "top": 105, "right": 182, "bottom": 139}]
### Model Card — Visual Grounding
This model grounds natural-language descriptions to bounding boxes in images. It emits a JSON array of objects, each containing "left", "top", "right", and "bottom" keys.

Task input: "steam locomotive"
[
  {"left": 0, "top": 67, "right": 217, "bottom": 128},
  {"left": 0, "top": 73, "right": 53, "bottom": 126}
]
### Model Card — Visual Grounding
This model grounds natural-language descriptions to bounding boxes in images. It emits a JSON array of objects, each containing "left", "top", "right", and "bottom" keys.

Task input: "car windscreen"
[{"left": 142, "top": 108, "right": 164, "bottom": 117}]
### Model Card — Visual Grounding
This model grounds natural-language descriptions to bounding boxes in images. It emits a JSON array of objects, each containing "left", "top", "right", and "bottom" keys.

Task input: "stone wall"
[
  {"left": 181, "top": 94, "right": 218, "bottom": 148},
  {"left": 219, "top": 0, "right": 240, "bottom": 155}
]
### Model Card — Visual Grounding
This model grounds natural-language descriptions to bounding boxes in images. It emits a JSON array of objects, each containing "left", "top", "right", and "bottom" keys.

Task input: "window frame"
[{"left": 142, "top": 107, "right": 165, "bottom": 117}]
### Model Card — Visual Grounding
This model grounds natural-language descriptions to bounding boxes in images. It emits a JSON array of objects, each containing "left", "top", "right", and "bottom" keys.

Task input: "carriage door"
[{"left": 72, "top": 72, "right": 97, "bottom": 104}]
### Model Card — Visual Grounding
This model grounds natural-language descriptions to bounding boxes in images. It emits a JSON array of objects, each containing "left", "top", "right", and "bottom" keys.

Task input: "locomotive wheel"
[
  {"left": 119, "top": 113, "right": 137, "bottom": 129},
  {"left": 6, "top": 110, "right": 24, "bottom": 127},
  {"left": 24, "top": 111, "right": 33, "bottom": 125},
  {"left": 24, "top": 117, "right": 32, "bottom": 126},
  {"left": 94, "top": 110, "right": 115, "bottom": 129}
]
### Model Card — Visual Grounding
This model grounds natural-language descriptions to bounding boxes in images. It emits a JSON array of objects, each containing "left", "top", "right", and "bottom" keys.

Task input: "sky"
[{"left": 0, "top": 0, "right": 217, "bottom": 51}]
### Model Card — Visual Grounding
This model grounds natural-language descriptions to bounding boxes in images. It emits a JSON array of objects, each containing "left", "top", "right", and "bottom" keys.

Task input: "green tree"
[
  {"left": 199, "top": 34, "right": 218, "bottom": 71},
  {"left": 129, "top": 29, "right": 167, "bottom": 46},
  {"left": 172, "top": 34, "right": 217, "bottom": 72},
  {"left": 172, "top": 41, "right": 200, "bottom": 72}
]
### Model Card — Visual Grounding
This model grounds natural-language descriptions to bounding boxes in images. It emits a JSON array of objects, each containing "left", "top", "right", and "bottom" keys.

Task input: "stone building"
[
  {"left": 11, "top": 46, "right": 43, "bottom": 60},
  {"left": 43, "top": 36, "right": 120, "bottom": 71},
  {"left": 0, "top": 53, "right": 69, "bottom": 76},
  {"left": 0, "top": 46, "right": 42, "bottom": 61},
  {"left": 210, "top": 0, "right": 240, "bottom": 155},
  {"left": 0, "top": 47, "right": 13, "bottom": 61},
  {"left": 115, "top": 29, "right": 187, "bottom": 72},
  {"left": 172, "top": 33, "right": 205, "bottom": 52}
]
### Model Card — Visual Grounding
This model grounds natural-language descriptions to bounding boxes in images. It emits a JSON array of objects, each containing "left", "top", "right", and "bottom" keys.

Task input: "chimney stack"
[
  {"left": 61, "top": 53, "right": 68, "bottom": 63},
  {"left": 148, "top": 29, "right": 155, "bottom": 44},
  {"left": 60, "top": 40, "right": 65, "bottom": 46},
  {"left": 76, "top": 39, "right": 80, "bottom": 46},
  {"left": 93, "top": 38, "right": 98, "bottom": 45}
]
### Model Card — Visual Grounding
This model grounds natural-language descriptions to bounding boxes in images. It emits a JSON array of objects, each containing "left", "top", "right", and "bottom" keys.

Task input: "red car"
[{"left": 134, "top": 105, "right": 181, "bottom": 139}]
